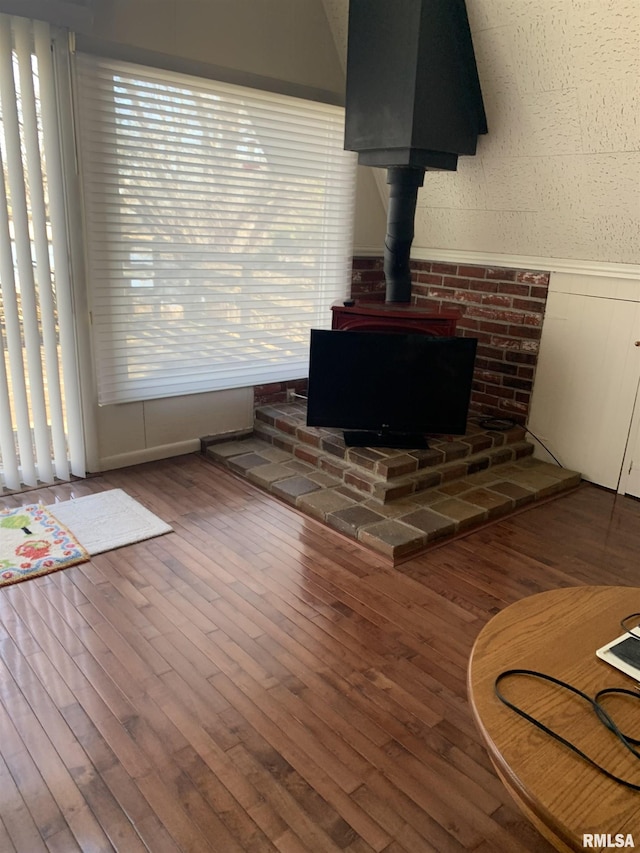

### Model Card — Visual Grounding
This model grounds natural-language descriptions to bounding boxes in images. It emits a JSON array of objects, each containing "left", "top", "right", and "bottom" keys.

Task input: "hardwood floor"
[{"left": 0, "top": 453, "right": 638, "bottom": 852}]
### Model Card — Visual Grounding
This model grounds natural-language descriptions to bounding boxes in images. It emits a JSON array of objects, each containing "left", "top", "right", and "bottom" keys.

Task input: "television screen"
[{"left": 306, "top": 329, "right": 477, "bottom": 447}]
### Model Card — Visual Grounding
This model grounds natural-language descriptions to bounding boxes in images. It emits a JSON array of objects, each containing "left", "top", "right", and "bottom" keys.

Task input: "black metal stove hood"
[{"left": 344, "top": 0, "right": 487, "bottom": 302}]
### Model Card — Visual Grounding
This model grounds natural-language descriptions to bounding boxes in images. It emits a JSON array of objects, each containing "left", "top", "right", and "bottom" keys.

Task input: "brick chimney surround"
[{"left": 254, "top": 257, "right": 548, "bottom": 427}]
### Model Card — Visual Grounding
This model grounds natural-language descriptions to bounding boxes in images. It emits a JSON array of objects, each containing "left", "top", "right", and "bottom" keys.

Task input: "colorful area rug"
[
  {"left": 0, "top": 504, "right": 89, "bottom": 587},
  {"left": 0, "top": 489, "right": 172, "bottom": 590}
]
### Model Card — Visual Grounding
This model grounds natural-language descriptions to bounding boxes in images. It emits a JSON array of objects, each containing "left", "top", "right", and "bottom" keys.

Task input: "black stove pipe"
[
  {"left": 384, "top": 167, "right": 425, "bottom": 303},
  {"left": 344, "top": 0, "right": 487, "bottom": 303}
]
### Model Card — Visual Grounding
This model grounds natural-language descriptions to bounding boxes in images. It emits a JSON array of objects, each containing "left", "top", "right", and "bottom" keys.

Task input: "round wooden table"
[{"left": 468, "top": 587, "right": 640, "bottom": 852}]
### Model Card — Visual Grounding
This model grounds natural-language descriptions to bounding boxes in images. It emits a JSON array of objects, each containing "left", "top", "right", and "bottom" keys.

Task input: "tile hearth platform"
[{"left": 204, "top": 401, "right": 581, "bottom": 563}]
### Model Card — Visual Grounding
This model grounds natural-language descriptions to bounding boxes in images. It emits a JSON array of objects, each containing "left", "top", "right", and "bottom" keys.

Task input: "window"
[
  {"left": 75, "top": 55, "right": 356, "bottom": 405},
  {"left": 0, "top": 16, "right": 84, "bottom": 490}
]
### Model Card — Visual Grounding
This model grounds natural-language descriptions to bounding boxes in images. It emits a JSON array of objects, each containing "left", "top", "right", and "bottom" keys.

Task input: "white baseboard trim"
[
  {"left": 95, "top": 439, "right": 202, "bottom": 472},
  {"left": 353, "top": 246, "right": 640, "bottom": 280}
]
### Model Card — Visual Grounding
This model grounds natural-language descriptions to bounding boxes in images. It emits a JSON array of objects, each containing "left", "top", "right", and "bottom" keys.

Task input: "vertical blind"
[
  {"left": 75, "top": 55, "right": 357, "bottom": 405},
  {"left": 0, "top": 15, "right": 84, "bottom": 491}
]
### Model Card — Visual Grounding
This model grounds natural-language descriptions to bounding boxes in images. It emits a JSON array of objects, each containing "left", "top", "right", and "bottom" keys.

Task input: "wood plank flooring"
[{"left": 0, "top": 453, "right": 638, "bottom": 852}]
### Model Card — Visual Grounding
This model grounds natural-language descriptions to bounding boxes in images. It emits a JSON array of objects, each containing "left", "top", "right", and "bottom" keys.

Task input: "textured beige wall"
[
  {"left": 321, "top": 0, "right": 640, "bottom": 265},
  {"left": 88, "top": 0, "right": 344, "bottom": 94}
]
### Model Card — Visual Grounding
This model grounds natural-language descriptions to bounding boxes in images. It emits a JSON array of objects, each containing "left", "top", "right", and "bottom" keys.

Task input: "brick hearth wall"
[
  {"left": 254, "top": 378, "right": 308, "bottom": 407},
  {"left": 351, "top": 256, "right": 386, "bottom": 298},
  {"left": 412, "top": 260, "right": 549, "bottom": 424},
  {"left": 254, "top": 257, "right": 550, "bottom": 423},
  {"left": 348, "top": 256, "right": 550, "bottom": 425}
]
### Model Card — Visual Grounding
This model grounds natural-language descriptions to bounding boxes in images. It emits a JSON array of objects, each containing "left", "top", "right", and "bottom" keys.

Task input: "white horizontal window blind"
[
  {"left": 75, "top": 55, "right": 356, "bottom": 405},
  {"left": 0, "top": 15, "right": 84, "bottom": 491}
]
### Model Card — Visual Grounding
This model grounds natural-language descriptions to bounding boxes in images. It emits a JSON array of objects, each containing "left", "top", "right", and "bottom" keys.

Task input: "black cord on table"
[{"left": 494, "top": 669, "right": 640, "bottom": 791}]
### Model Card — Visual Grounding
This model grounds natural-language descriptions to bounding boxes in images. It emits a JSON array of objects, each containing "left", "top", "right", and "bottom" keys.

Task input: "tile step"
[
  {"left": 205, "top": 436, "right": 581, "bottom": 562},
  {"left": 253, "top": 401, "right": 529, "bottom": 484},
  {"left": 246, "top": 429, "right": 537, "bottom": 503}
]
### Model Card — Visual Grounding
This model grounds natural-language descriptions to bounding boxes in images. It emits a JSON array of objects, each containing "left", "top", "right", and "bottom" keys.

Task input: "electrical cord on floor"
[
  {"left": 478, "top": 417, "right": 565, "bottom": 468},
  {"left": 524, "top": 426, "right": 564, "bottom": 468},
  {"left": 494, "top": 669, "right": 640, "bottom": 790}
]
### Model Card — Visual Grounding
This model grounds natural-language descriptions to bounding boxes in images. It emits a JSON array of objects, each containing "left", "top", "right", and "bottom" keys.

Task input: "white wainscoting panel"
[
  {"left": 95, "top": 386, "right": 254, "bottom": 472},
  {"left": 528, "top": 273, "right": 640, "bottom": 490}
]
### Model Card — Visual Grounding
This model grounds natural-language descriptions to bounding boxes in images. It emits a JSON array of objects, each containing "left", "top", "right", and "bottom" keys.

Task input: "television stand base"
[{"left": 343, "top": 430, "right": 429, "bottom": 449}]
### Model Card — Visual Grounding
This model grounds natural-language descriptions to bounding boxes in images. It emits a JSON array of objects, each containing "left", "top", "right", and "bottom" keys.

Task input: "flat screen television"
[{"left": 306, "top": 329, "right": 478, "bottom": 448}]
